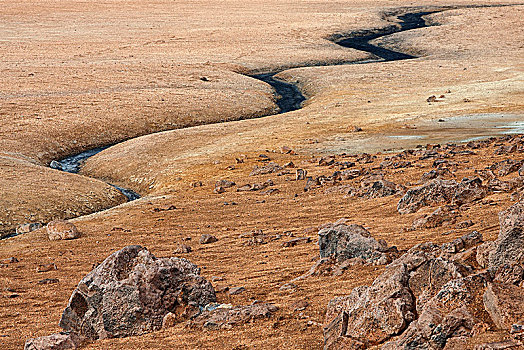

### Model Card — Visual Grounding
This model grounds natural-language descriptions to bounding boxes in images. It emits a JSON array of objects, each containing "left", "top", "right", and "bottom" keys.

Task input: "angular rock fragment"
[
  {"left": 215, "top": 179, "right": 236, "bottom": 188},
  {"left": 489, "top": 200, "right": 524, "bottom": 268},
  {"left": 483, "top": 282, "right": 524, "bottom": 330},
  {"left": 189, "top": 303, "right": 278, "bottom": 330},
  {"left": 412, "top": 206, "right": 459, "bottom": 229},
  {"left": 200, "top": 234, "right": 218, "bottom": 244},
  {"left": 24, "top": 332, "right": 84, "bottom": 350},
  {"left": 59, "top": 245, "right": 215, "bottom": 340}
]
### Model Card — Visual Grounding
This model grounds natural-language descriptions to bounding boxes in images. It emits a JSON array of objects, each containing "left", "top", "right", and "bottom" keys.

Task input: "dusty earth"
[{"left": 1, "top": 0, "right": 523, "bottom": 349}]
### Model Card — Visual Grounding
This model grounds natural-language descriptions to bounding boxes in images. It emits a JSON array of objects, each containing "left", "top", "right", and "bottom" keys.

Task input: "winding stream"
[{"left": 51, "top": 9, "right": 437, "bottom": 200}]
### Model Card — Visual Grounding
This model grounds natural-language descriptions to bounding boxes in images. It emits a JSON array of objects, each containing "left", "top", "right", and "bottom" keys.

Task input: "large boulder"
[
  {"left": 324, "top": 243, "right": 442, "bottom": 349},
  {"left": 318, "top": 222, "right": 392, "bottom": 264},
  {"left": 59, "top": 245, "right": 215, "bottom": 340}
]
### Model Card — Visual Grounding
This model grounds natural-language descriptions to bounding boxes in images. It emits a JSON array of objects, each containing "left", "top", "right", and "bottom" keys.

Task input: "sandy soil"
[
  {"left": 1, "top": 0, "right": 523, "bottom": 349},
  {"left": 1, "top": 137, "right": 520, "bottom": 349}
]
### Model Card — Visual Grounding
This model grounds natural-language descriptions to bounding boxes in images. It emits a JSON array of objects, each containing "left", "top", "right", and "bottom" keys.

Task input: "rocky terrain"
[{"left": 1, "top": 0, "right": 523, "bottom": 349}]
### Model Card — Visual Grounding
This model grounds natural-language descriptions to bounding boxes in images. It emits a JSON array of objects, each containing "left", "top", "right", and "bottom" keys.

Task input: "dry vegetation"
[{"left": 0, "top": 0, "right": 523, "bottom": 349}]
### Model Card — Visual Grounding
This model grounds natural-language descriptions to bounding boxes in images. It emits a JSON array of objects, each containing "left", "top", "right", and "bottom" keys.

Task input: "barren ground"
[{"left": 0, "top": 0, "right": 523, "bottom": 349}]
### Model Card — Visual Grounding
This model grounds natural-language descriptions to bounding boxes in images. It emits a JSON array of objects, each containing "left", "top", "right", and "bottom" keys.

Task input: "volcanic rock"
[
  {"left": 489, "top": 200, "right": 524, "bottom": 268},
  {"left": 483, "top": 282, "right": 524, "bottom": 331},
  {"left": 318, "top": 221, "right": 393, "bottom": 264},
  {"left": 59, "top": 245, "right": 215, "bottom": 339}
]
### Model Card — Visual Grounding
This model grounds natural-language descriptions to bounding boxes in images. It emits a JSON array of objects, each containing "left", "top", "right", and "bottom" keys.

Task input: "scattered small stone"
[
  {"left": 47, "top": 220, "right": 80, "bottom": 241},
  {"left": 456, "top": 219, "right": 474, "bottom": 229},
  {"left": 296, "top": 169, "right": 307, "bottom": 181},
  {"left": 229, "top": 287, "right": 245, "bottom": 295},
  {"left": 281, "top": 237, "right": 311, "bottom": 247},
  {"left": 260, "top": 188, "right": 280, "bottom": 195},
  {"left": 426, "top": 95, "right": 437, "bottom": 103},
  {"left": 190, "top": 181, "right": 203, "bottom": 187},
  {"left": 199, "top": 234, "right": 218, "bottom": 244},
  {"left": 216, "top": 179, "right": 236, "bottom": 188},
  {"left": 36, "top": 263, "right": 57, "bottom": 273},
  {"left": 0, "top": 257, "right": 18, "bottom": 264},
  {"left": 37, "top": 278, "right": 59, "bottom": 285},
  {"left": 250, "top": 162, "right": 282, "bottom": 176},
  {"left": 190, "top": 303, "right": 277, "bottom": 329},
  {"left": 174, "top": 244, "right": 192, "bottom": 254},
  {"left": 281, "top": 146, "right": 295, "bottom": 154},
  {"left": 291, "top": 299, "right": 309, "bottom": 312},
  {"left": 200, "top": 76, "right": 209, "bottom": 81},
  {"left": 213, "top": 186, "right": 225, "bottom": 194},
  {"left": 279, "top": 283, "right": 297, "bottom": 291},
  {"left": 350, "top": 126, "right": 362, "bottom": 132},
  {"left": 152, "top": 205, "right": 176, "bottom": 212}
]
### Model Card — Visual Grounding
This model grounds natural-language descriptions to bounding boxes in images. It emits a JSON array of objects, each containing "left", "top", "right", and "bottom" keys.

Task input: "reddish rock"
[{"left": 47, "top": 220, "right": 80, "bottom": 241}]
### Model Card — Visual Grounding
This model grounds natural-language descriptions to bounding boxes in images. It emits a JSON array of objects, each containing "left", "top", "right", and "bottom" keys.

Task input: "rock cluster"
[
  {"left": 324, "top": 200, "right": 524, "bottom": 349},
  {"left": 398, "top": 177, "right": 490, "bottom": 214}
]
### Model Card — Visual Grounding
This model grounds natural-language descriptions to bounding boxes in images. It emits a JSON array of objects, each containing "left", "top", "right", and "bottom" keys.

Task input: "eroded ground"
[{"left": 1, "top": 0, "right": 523, "bottom": 349}]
